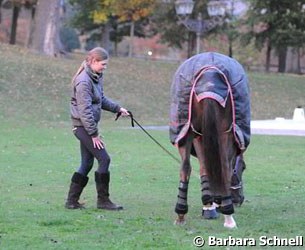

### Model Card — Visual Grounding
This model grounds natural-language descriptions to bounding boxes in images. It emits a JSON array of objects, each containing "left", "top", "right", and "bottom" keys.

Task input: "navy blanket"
[{"left": 169, "top": 52, "right": 251, "bottom": 151}]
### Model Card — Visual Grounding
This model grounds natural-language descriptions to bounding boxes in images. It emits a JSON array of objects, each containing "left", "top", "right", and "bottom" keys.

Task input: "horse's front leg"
[{"left": 174, "top": 137, "right": 193, "bottom": 225}]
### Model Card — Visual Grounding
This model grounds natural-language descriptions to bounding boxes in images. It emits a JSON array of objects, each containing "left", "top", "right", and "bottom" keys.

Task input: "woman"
[{"left": 65, "top": 47, "right": 129, "bottom": 210}]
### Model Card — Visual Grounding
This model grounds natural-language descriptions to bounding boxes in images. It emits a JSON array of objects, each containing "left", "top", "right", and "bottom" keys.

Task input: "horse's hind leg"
[
  {"left": 174, "top": 136, "right": 193, "bottom": 225},
  {"left": 193, "top": 138, "right": 218, "bottom": 219},
  {"left": 221, "top": 195, "right": 237, "bottom": 229}
]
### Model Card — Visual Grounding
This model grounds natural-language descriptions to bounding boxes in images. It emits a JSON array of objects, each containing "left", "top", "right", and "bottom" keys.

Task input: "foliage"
[
  {"left": 92, "top": 0, "right": 114, "bottom": 24},
  {"left": 68, "top": 0, "right": 101, "bottom": 32},
  {"left": 210, "top": 17, "right": 240, "bottom": 57},
  {"left": 68, "top": 0, "right": 155, "bottom": 49},
  {"left": 151, "top": 0, "right": 212, "bottom": 51},
  {"left": 59, "top": 27, "right": 80, "bottom": 52},
  {"left": 150, "top": 0, "right": 186, "bottom": 49},
  {"left": 93, "top": 0, "right": 155, "bottom": 23},
  {"left": 243, "top": 0, "right": 305, "bottom": 51},
  {"left": 111, "top": 0, "right": 155, "bottom": 22}
]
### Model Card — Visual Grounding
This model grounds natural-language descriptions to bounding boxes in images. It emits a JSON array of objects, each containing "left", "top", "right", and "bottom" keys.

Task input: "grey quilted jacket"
[{"left": 70, "top": 69, "right": 121, "bottom": 136}]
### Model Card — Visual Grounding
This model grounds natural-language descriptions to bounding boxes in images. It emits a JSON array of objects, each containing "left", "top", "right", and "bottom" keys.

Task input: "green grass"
[
  {"left": 1, "top": 125, "right": 305, "bottom": 249},
  {"left": 1, "top": 43, "right": 304, "bottom": 125},
  {"left": 1, "top": 43, "right": 305, "bottom": 249}
]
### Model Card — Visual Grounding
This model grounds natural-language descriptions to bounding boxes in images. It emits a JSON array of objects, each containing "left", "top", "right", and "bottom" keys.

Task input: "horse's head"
[{"left": 231, "top": 155, "right": 246, "bottom": 206}]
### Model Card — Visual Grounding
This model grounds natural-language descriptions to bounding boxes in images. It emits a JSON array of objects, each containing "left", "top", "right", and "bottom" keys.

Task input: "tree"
[
  {"left": 59, "top": 26, "right": 80, "bottom": 52},
  {"left": 1, "top": 0, "right": 37, "bottom": 45},
  {"left": 91, "top": 0, "right": 120, "bottom": 52},
  {"left": 151, "top": 0, "right": 196, "bottom": 57},
  {"left": 93, "top": 0, "right": 155, "bottom": 57},
  {"left": 151, "top": 0, "right": 221, "bottom": 57},
  {"left": 243, "top": 0, "right": 305, "bottom": 73},
  {"left": 114, "top": 0, "right": 155, "bottom": 57},
  {"left": 212, "top": 0, "right": 248, "bottom": 58},
  {"left": 68, "top": 0, "right": 104, "bottom": 49},
  {"left": 69, "top": 0, "right": 154, "bottom": 56},
  {"left": 29, "top": 0, "right": 65, "bottom": 56},
  {"left": 150, "top": 1, "right": 188, "bottom": 52},
  {"left": 0, "top": 0, "right": 3, "bottom": 23}
]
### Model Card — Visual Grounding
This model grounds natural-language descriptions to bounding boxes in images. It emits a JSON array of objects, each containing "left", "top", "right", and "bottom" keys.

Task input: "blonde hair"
[{"left": 72, "top": 47, "right": 109, "bottom": 84}]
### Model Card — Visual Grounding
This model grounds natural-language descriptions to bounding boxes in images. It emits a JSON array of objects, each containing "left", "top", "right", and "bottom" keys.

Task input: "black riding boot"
[
  {"left": 65, "top": 172, "right": 88, "bottom": 209},
  {"left": 95, "top": 171, "right": 123, "bottom": 210}
]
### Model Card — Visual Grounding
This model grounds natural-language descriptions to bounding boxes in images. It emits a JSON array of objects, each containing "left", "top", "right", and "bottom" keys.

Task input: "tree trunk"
[
  {"left": 0, "top": 0, "right": 3, "bottom": 23},
  {"left": 278, "top": 46, "right": 287, "bottom": 73},
  {"left": 228, "top": 38, "right": 233, "bottom": 58},
  {"left": 187, "top": 32, "right": 192, "bottom": 58},
  {"left": 286, "top": 47, "right": 301, "bottom": 74},
  {"left": 265, "top": 41, "right": 271, "bottom": 72},
  {"left": 101, "top": 21, "right": 111, "bottom": 53},
  {"left": 114, "top": 29, "right": 118, "bottom": 57},
  {"left": 297, "top": 48, "right": 302, "bottom": 74},
  {"left": 187, "top": 32, "right": 195, "bottom": 58},
  {"left": 26, "top": 6, "right": 36, "bottom": 48},
  {"left": 29, "top": 0, "right": 64, "bottom": 56},
  {"left": 128, "top": 20, "right": 134, "bottom": 57},
  {"left": 9, "top": 6, "right": 20, "bottom": 45},
  {"left": 78, "top": 32, "right": 87, "bottom": 52}
]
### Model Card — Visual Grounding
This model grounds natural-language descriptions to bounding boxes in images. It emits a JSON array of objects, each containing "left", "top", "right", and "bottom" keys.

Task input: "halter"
[
  {"left": 230, "top": 155, "right": 243, "bottom": 190},
  {"left": 231, "top": 180, "right": 243, "bottom": 190}
]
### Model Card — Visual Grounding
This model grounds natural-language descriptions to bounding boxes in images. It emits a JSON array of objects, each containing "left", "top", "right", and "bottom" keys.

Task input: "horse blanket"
[{"left": 169, "top": 52, "right": 251, "bottom": 151}]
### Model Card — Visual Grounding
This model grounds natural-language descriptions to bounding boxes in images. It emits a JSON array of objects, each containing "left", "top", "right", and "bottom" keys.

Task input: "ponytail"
[{"left": 71, "top": 61, "right": 86, "bottom": 85}]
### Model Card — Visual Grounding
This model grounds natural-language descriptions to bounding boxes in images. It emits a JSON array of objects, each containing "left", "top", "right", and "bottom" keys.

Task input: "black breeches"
[{"left": 73, "top": 126, "right": 111, "bottom": 176}]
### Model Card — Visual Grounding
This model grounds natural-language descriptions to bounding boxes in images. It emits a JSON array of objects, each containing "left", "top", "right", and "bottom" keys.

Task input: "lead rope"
[{"left": 115, "top": 111, "right": 180, "bottom": 164}]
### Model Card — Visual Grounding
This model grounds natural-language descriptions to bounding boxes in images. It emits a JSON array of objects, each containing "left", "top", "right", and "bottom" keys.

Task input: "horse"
[
  {"left": 174, "top": 93, "right": 239, "bottom": 228},
  {"left": 170, "top": 53, "right": 250, "bottom": 229}
]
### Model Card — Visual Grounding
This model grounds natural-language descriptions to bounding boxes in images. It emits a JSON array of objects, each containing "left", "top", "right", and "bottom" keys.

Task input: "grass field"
[{"left": 0, "top": 43, "right": 305, "bottom": 249}]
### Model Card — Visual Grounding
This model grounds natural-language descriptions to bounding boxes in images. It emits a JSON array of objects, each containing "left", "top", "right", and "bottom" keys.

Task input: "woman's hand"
[
  {"left": 92, "top": 135, "right": 105, "bottom": 149},
  {"left": 119, "top": 107, "right": 130, "bottom": 117}
]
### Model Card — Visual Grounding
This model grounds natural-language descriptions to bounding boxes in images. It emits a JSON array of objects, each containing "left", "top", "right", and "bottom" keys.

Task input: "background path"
[{"left": 126, "top": 119, "right": 305, "bottom": 136}]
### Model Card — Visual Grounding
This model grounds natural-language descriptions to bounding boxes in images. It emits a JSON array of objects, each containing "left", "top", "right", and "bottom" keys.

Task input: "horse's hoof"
[
  {"left": 223, "top": 215, "right": 237, "bottom": 229},
  {"left": 174, "top": 219, "right": 186, "bottom": 225},
  {"left": 224, "top": 221, "right": 237, "bottom": 229},
  {"left": 174, "top": 215, "right": 186, "bottom": 225},
  {"left": 202, "top": 207, "right": 219, "bottom": 219}
]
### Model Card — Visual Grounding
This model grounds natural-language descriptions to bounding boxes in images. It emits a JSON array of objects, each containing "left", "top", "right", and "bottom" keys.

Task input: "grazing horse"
[{"left": 169, "top": 52, "right": 250, "bottom": 229}]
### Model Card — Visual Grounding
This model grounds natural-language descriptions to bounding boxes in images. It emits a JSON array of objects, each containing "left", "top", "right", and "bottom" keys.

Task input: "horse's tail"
[{"left": 202, "top": 98, "right": 229, "bottom": 193}]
